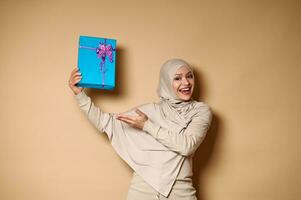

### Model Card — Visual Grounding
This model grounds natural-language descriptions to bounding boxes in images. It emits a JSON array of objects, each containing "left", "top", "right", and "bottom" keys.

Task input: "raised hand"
[{"left": 68, "top": 67, "right": 84, "bottom": 95}]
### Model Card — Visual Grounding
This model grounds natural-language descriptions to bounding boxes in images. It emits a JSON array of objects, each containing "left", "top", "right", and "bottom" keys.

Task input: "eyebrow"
[{"left": 174, "top": 72, "right": 192, "bottom": 76}]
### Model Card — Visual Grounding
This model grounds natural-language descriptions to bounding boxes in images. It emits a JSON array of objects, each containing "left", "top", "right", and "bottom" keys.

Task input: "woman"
[{"left": 68, "top": 58, "right": 212, "bottom": 200}]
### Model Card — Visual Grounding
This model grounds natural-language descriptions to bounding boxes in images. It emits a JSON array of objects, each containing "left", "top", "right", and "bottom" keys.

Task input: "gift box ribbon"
[{"left": 79, "top": 39, "right": 116, "bottom": 87}]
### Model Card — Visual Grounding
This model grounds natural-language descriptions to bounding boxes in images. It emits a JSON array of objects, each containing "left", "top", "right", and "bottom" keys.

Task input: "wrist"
[
  {"left": 74, "top": 88, "right": 84, "bottom": 95},
  {"left": 142, "top": 120, "right": 150, "bottom": 132},
  {"left": 141, "top": 120, "right": 147, "bottom": 130}
]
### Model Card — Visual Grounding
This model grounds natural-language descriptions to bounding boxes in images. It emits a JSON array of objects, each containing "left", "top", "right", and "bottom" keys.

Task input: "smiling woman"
[
  {"left": 173, "top": 67, "right": 195, "bottom": 101},
  {"left": 68, "top": 58, "right": 212, "bottom": 200}
]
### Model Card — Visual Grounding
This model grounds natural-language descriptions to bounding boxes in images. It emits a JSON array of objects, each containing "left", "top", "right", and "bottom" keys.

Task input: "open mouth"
[{"left": 179, "top": 87, "right": 191, "bottom": 95}]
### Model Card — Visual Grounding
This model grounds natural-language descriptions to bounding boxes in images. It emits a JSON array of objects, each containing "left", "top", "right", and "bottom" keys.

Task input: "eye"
[
  {"left": 174, "top": 76, "right": 181, "bottom": 81},
  {"left": 186, "top": 74, "right": 194, "bottom": 79}
]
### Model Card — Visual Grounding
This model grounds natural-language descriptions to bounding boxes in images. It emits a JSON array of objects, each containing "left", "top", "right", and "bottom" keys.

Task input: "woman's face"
[{"left": 172, "top": 65, "right": 195, "bottom": 101}]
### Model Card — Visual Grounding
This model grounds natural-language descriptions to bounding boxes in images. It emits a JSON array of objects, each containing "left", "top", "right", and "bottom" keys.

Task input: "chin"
[
  {"left": 177, "top": 94, "right": 192, "bottom": 101},
  {"left": 176, "top": 90, "right": 193, "bottom": 101},
  {"left": 182, "top": 97, "right": 192, "bottom": 101}
]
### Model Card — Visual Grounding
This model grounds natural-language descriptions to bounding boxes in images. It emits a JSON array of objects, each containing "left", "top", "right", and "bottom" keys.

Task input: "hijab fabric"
[{"left": 157, "top": 59, "right": 198, "bottom": 132}]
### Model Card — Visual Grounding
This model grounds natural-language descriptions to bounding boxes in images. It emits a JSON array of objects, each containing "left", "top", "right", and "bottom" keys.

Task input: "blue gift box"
[{"left": 77, "top": 35, "right": 116, "bottom": 90}]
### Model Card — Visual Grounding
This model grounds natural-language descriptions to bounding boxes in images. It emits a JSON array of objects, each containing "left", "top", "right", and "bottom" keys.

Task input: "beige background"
[{"left": 0, "top": 0, "right": 300, "bottom": 199}]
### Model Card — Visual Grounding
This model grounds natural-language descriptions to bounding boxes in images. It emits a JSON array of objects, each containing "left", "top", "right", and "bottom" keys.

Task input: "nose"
[{"left": 181, "top": 77, "right": 190, "bottom": 85}]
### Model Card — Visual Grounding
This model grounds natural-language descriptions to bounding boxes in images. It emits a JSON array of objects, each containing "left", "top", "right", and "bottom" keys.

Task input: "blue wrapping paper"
[{"left": 77, "top": 35, "right": 116, "bottom": 90}]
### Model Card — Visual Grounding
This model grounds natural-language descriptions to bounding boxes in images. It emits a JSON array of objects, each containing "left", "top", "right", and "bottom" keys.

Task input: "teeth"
[{"left": 180, "top": 88, "right": 190, "bottom": 92}]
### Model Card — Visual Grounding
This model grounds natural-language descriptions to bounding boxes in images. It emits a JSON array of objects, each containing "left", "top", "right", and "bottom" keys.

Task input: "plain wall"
[{"left": 0, "top": 0, "right": 300, "bottom": 200}]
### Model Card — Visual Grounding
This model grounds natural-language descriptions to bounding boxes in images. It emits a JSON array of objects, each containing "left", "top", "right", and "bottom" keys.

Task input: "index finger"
[{"left": 70, "top": 67, "right": 81, "bottom": 77}]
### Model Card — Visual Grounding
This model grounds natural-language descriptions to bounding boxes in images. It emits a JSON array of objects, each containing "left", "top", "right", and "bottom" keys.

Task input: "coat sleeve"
[
  {"left": 74, "top": 91, "right": 117, "bottom": 140},
  {"left": 142, "top": 105, "right": 213, "bottom": 156}
]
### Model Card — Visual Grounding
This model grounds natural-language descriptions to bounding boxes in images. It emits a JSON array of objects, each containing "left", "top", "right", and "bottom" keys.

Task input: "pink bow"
[{"left": 96, "top": 43, "right": 114, "bottom": 63}]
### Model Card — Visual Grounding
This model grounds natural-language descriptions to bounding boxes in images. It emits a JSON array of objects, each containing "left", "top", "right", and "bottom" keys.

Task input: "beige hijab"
[
  {"left": 157, "top": 58, "right": 199, "bottom": 133},
  {"left": 107, "top": 59, "right": 202, "bottom": 196}
]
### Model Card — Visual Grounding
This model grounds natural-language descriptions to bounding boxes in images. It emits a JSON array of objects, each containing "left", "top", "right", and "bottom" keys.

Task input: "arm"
[
  {"left": 74, "top": 91, "right": 115, "bottom": 139},
  {"left": 142, "top": 107, "right": 212, "bottom": 156}
]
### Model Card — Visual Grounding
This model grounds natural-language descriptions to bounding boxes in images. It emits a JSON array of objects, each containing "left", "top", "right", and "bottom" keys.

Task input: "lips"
[{"left": 179, "top": 87, "right": 191, "bottom": 95}]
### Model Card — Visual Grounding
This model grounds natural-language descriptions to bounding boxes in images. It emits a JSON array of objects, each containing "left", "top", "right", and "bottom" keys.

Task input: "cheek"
[
  {"left": 187, "top": 79, "right": 195, "bottom": 94},
  {"left": 191, "top": 79, "right": 195, "bottom": 87},
  {"left": 172, "top": 81, "right": 180, "bottom": 93}
]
